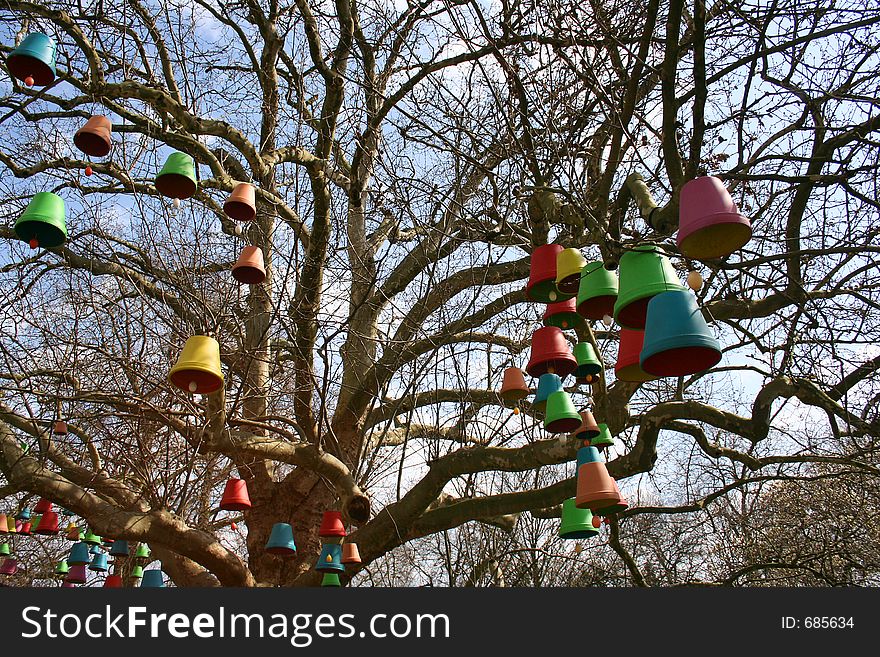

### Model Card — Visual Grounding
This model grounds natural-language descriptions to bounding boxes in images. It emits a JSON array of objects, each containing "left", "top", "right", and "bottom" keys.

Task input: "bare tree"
[{"left": 0, "top": 0, "right": 878, "bottom": 587}]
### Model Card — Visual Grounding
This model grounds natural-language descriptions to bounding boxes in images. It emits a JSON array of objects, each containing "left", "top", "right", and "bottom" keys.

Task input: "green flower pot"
[
  {"left": 558, "top": 498, "right": 599, "bottom": 540},
  {"left": 155, "top": 152, "right": 197, "bottom": 199},
  {"left": 613, "top": 246, "right": 684, "bottom": 329},
  {"left": 14, "top": 192, "right": 67, "bottom": 249}
]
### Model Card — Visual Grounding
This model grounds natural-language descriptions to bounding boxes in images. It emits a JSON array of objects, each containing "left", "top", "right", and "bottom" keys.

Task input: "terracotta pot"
[
  {"left": 572, "top": 410, "right": 600, "bottom": 440},
  {"left": 498, "top": 367, "right": 529, "bottom": 404},
  {"left": 223, "top": 183, "right": 256, "bottom": 221},
  {"left": 341, "top": 542, "right": 362, "bottom": 564},
  {"left": 576, "top": 462, "right": 624, "bottom": 512},
  {"left": 231, "top": 246, "right": 266, "bottom": 284},
  {"left": 73, "top": 115, "right": 112, "bottom": 157}
]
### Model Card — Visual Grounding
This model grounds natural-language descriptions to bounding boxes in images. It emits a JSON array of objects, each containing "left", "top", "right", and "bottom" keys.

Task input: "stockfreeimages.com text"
[{"left": 21, "top": 606, "right": 450, "bottom": 646}]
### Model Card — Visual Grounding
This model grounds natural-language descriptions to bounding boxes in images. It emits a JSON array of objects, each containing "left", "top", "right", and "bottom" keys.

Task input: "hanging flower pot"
[
  {"left": 558, "top": 498, "right": 599, "bottom": 540},
  {"left": 134, "top": 543, "right": 151, "bottom": 561},
  {"left": 640, "top": 289, "right": 722, "bottom": 377},
  {"left": 532, "top": 373, "right": 563, "bottom": 413},
  {"left": 542, "top": 297, "right": 583, "bottom": 330},
  {"left": 34, "top": 511, "right": 60, "bottom": 535},
  {"left": 219, "top": 478, "right": 252, "bottom": 511},
  {"left": 129, "top": 565, "right": 144, "bottom": 582},
  {"left": 5, "top": 33, "right": 56, "bottom": 86},
  {"left": 109, "top": 540, "right": 130, "bottom": 558},
  {"left": 54, "top": 560, "right": 69, "bottom": 576},
  {"left": 68, "top": 541, "right": 91, "bottom": 566},
  {"left": 613, "top": 245, "right": 684, "bottom": 329},
  {"left": 555, "top": 248, "right": 587, "bottom": 295},
  {"left": 526, "top": 327, "right": 577, "bottom": 378},
  {"left": 544, "top": 391, "right": 582, "bottom": 434},
  {"left": 498, "top": 367, "right": 530, "bottom": 405},
  {"left": 231, "top": 246, "right": 267, "bottom": 284},
  {"left": 318, "top": 511, "right": 346, "bottom": 538},
  {"left": 15, "top": 192, "right": 67, "bottom": 249},
  {"left": 577, "top": 261, "right": 619, "bottom": 320},
  {"left": 0, "top": 557, "right": 17, "bottom": 575},
  {"left": 315, "top": 543, "right": 344, "bottom": 572},
  {"left": 677, "top": 176, "right": 752, "bottom": 260},
  {"left": 155, "top": 152, "right": 197, "bottom": 199},
  {"left": 573, "top": 342, "right": 602, "bottom": 380},
  {"left": 34, "top": 498, "right": 52, "bottom": 514},
  {"left": 104, "top": 574, "right": 123, "bottom": 588},
  {"left": 140, "top": 569, "right": 166, "bottom": 588},
  {"left": 341, "top": 542, "right": 361, "bottom": 564},
  {"left": 82, "top": 529, "right": 102, "bottom": 546},
  {"left": 224, "top": 183, "right": 257, "bottom": 221},
  {"left": 53, "top": 420, "right": 68, "bottom": 435},
  {"left": 572, "top": 410, "right": 600, "bottom": 441},
  {"left": 614, "top": 328, "right": 659, "bottom": 383},
  {"left": 89, "top": 552, "right": 109, "bottom": 572},
  {"left": 0, "top": 543, "right": 9, "bottom": 556},
  {"left": 73, "top": 116, "right": 112, "bottom": 158},
  {"left": 527, "top": 244, "right": 571, "bottom": 302},
  {"left": 321, "top": 572, "right": 342, "bottom": 587},
  {"left": 589, "top": 423, "right": 614, "bottom": 451},
  {"left": 0, "top": 514, "right": 7, "bottom": 534},
  {"left": 265, "top": 522, "right": 297, "bottom": 557},
  {"left": 575, "top": 446, "right": 627, "bottom": 514},
  {"left": 169, "top": 335, "right": 224, "bottom": 394},
  {"left": 65, "top": 564, "right": 88, "bottom": 584}
]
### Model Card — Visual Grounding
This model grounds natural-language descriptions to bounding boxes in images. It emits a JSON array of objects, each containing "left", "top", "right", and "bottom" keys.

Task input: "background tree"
[{"left": 0, "top": 0, "right": 878, "bottom": 587}]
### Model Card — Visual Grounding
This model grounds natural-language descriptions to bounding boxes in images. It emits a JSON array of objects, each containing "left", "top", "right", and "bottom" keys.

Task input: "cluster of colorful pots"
[
  {"left": 500, "top": 244, "right": 607, "bottom": 435},
  {"left": 514, "top": 238, "right": 726, "bottom": 538},
  {"left": 611, "top": 246, "right": 723, "bottom": 378},
  {"left": 531, "top": 179, "right": 751, "bottom": 539},
  {"left": 522, "top": 242, "right": 725, "bottom": 383},
  {"left": 558, "top": 419, "right": 624, "bottom": 541},
  {"left": 0, "top": 497, "right": 156, "bottom": 586},
  {"left": 61, "top": 535, "right": 157, "bottom": 587},
  {"left": 263, "top": 511, "right": 361, "bottom": 586},
  {"left": 316, "top": 511, "right": 361, "bottom": 586}
]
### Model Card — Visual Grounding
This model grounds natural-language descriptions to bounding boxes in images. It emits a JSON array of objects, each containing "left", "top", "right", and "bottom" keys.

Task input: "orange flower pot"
[
  {"left": 232, "top": 246, "right": 266, "bottom": 284},
  {"left": 73, "top": 115, "right": 112, "bottom": 158},
  {"left": 223, "top": 183, "right": 256, "bottom": 222},
  {"left": 341, "top": 542, "right": 362, "bottom": 564},
  {"left": 498, "top": 367, "right": 529, "bottom": 404}
]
